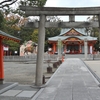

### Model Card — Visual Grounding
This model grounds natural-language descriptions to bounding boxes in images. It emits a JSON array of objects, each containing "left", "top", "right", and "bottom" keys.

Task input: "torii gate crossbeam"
[
  {"left": 20, "top": 6, "right": 100, "bottom": 16},
  {"left": 25, "top": 21, "right": 99, "bottom": 28}
]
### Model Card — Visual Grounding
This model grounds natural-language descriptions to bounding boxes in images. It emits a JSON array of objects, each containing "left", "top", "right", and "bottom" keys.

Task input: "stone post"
[
  {"left": 84, "top": 38, "right": 88, "bottom": 60},
  {"left": 58, "top": 38, "right": 62, "bottom": 60},
  {"left": 69, "top": 15, "right": 75, "bottom": 22},
  {"left": 35, "top": 15, "right": 45, "bottom": 86}
]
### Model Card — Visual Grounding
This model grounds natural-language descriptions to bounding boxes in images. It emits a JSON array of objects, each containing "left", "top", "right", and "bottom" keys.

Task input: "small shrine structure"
[
  {"left": 0, "top": 30, "right": 20, "bottom": 84},
  {"left": 48, "top": 28, "right": 97, "bottom": 54}
]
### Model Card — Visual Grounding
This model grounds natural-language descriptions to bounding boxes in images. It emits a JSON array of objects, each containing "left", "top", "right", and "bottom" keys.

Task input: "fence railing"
[
  {"left": 4, "top": 53, "right": 100, "bottom": 62},
  {"left": 89, "top": 53, "right": 100, "bottom": 60},
  {"left": 4, "top": 54, "right": 58, "bottom": 62}
]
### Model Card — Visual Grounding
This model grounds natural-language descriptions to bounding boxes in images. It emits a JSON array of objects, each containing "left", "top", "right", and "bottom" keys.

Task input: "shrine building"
[{"left": 48, "top": 28, "right": 97, "bottom": 54}]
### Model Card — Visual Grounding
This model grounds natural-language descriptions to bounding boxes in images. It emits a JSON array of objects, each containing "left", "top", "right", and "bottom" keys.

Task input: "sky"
[{"left": 45, "top": 0, "right": 100, "bottom": 21}]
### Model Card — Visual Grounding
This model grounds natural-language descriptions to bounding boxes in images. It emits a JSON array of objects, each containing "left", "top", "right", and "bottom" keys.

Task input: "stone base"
[
  {"left": 31, "top": 84, "right": 46, "bottom": 89},
  {"left": 0, "top": 79, "right": 4, "bottom": 84}
]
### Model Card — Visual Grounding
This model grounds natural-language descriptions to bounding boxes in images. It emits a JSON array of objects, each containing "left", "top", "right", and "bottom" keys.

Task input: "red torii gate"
[{"left": 0, "top": 30, "right": 20, "bottom": 84}]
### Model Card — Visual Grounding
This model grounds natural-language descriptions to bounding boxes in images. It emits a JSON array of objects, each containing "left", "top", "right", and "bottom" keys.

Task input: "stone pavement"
[
  {"left": 33, "top": 58, "right": 100, "bottom": 100},
  {"left": 0, "top": 83, "right": 39, "bottom": 100},
  {"left": 0, "top": 58, "right": 100, "bottom": 100}
]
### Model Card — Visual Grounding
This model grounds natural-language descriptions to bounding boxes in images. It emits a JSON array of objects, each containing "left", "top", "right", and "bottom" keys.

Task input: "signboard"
[{"left": 3, "top": 46, "right": 9, "bottom": 51}]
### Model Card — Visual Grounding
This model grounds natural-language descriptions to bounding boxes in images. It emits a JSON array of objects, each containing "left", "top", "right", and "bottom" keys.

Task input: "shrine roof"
[
  {"left": 48, "top": 36, "right": 97, "bottom": 41},
  {"left": 0, "top": 30, "right": 21, "bottom": 42},
  {"left": 60, "top": 28, "right": 87, "bottom": 36}
]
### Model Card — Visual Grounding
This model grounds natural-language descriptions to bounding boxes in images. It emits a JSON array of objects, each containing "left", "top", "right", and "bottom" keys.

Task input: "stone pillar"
[
  {"left": 69, "top": 15, "right": 75, "bottom": 22},
  {"left": 98, "top": 14, "right": 100, "bottom": 45},
  {"left": 35, "top": 15, "right": 45, "bottom": 86},
  {"left": 84, "top": 38, "right": 88, "bottom": 60},
  {"left": 58, "top": 38, "right": 62, "bottom": 59},
  {"left": 0, "top": 38, "right": 4, "bottom": 84}
]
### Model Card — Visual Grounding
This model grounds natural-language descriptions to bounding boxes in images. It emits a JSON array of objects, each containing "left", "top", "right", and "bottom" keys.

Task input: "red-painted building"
[
  {"left": 0, "top": 30, "right": 20, "bottom": 84},
  {"left": 48, "top": 28, "right": 97, "bottom": 54}
]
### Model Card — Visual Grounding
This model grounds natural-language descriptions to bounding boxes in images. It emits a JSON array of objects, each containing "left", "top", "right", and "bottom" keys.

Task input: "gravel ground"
[
  {"left": 4, "top": 61, "right": 57, "bottom": 85},
  {"left": 84, "top": 60, "right": 100, "bottom": 78},
  {"left": 4, "top": 58, "right": 100, "bottom": 86}
]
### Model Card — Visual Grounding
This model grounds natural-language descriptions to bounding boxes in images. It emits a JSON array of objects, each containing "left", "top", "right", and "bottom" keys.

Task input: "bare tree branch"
[
  {"left": 0, "top": 0, "right": 12, "bottom": 5},
  {"left": 0, "top": 0, "right": 18, "bottom": 8}
]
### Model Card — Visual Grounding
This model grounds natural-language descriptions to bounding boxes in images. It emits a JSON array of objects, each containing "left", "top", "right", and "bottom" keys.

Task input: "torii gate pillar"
[
  {"left": 35, "top": 15, "right": 46, "bottom": 86},
  {"left": 98, "top": 14, "right": 100, "bottom": 45},
  {"left": 0, "top": 38, "right": 4, "bottom": 84}
]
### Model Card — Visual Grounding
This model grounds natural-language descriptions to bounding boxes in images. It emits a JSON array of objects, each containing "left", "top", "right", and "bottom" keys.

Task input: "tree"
[
  {"left": 87, "top": 15, "right": 100, "bottom": 51},
  {"left": 0, "top": 0, "right": 47, "bottom": 8},
  {"left": 20, "top": 27, "right": 34, "bottom": 44},
  {"left": 0, "top": 0, "right": 47, "bottom": 55},
  {"left": 31, "top": 29, "right": 38, "bottom": 43},
  {"left": 0, "top": 11, "right": 5, "bottom": 30},
  {"left": 19, "top": 0, "right": 47, "bottom": 7}
]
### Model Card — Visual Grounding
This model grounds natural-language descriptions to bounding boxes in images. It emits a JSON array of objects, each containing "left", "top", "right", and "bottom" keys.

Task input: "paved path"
[
  {"left": 0, "top": 58, "right": 100, "bottom": 100},
  {"left": 34, "top": 58, "right": 100, "bottom": 100},
  {"left": 0, "top": 84, "right": 39, "bottom": 100}
]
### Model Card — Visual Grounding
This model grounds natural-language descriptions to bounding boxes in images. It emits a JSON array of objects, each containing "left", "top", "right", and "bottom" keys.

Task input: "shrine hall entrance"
[{"left": 67, "top": 44, "right": 79, "bottom": 54}]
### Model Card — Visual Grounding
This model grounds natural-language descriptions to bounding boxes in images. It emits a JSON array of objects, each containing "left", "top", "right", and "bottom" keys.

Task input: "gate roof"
[{"left": 0, "top": 30, "right": 21, "bottom": 42}]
